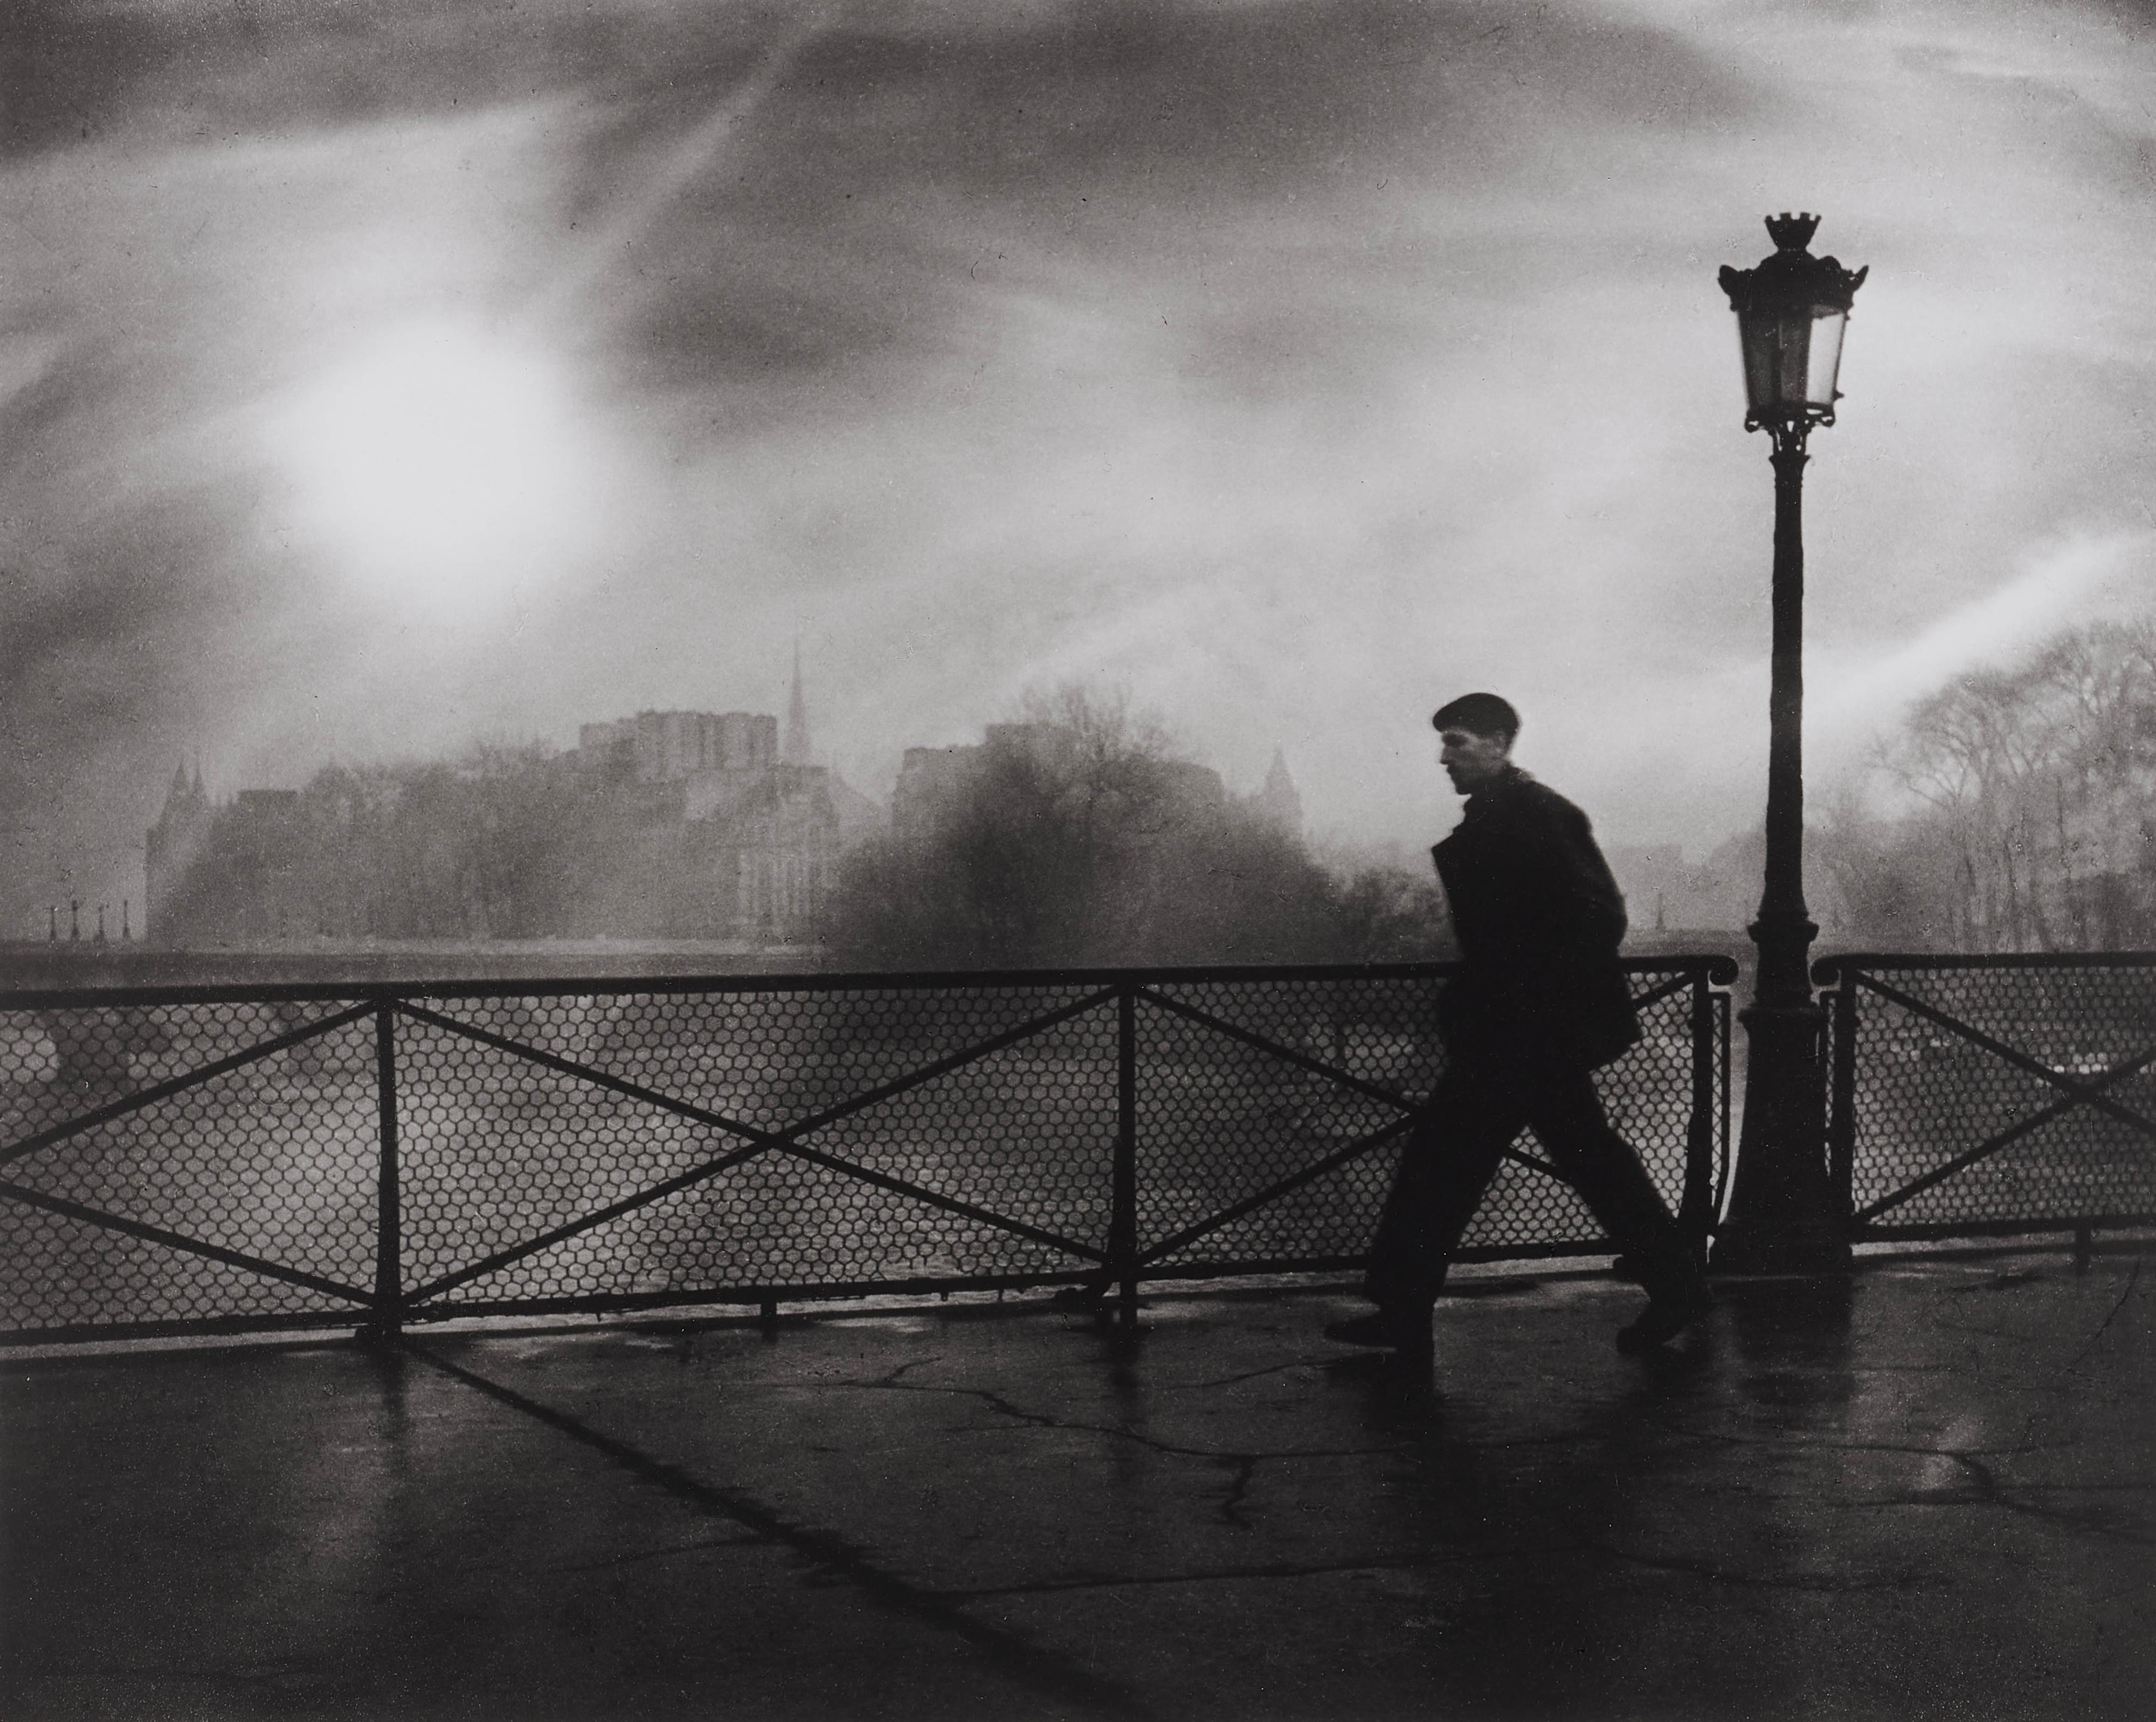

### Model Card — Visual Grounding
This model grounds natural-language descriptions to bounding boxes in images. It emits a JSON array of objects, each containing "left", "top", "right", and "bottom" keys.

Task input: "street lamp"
[{"left": 1711, "top": 213, "right": 1866, "bottom": 1274}]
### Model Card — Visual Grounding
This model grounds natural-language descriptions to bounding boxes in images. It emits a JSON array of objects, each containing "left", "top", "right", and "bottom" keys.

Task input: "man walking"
[{"left": 1327, "top": 693, "right": 1712, "bottom": 1357}]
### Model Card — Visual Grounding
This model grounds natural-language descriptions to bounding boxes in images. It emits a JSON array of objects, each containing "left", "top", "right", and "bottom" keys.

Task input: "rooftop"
[{"left": 7, "top": 1254, "right": 2152, "bottom": 1720}]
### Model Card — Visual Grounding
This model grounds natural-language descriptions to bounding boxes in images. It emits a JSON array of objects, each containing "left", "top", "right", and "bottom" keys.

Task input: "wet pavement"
[{"left": 6, "top": 1255, "right": 2154, "bottom": 1720}]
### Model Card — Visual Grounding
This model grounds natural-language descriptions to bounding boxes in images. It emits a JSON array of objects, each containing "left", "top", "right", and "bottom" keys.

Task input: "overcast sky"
[{"left": 7, "top": 0, "right": 2156, "bottom": 929}]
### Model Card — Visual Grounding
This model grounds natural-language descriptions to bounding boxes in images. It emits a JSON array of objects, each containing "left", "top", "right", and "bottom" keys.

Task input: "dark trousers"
[{"left": 1365, "top": 1044, "right": 1704, "bottom": 1313}]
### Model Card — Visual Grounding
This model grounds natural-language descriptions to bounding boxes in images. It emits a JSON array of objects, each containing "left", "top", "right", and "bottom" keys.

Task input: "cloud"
[
  {"left": 1813, "top": 530, "right": 2156, "bottom": 740},
  {"left": 9, "top": 0, "right": 2156, "bottom": 926}
]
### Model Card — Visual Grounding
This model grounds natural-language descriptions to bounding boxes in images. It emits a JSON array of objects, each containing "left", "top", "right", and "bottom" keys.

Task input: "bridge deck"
[{"left": 6, "top": 1256, "right": 2153, "bottom": 1720}]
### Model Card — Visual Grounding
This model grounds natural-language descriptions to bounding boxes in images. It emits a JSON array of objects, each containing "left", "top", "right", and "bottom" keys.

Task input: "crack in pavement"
[
  {"left": 1678, "top": 1423, "right": 2156, "bottom": 1548},
  {"left": 830, "top": 1373, "right": 1397, "bottom": 1464},
  {"left": 828, "top": 1373, "right": 1399, "bottom": 1523},
  {"left": 399, "top": 1341, "right": 1161, "bottom": 1722},
  {"left": 935, "top": 1544, "right": 1580, "bottom": 1600},
  {"left": 1950, "top": 1270, "right": 2049, "bottom": 1295},
  {"left": 1169, "top": 1358, "right": 1332, "bottom": 1391},
  {"left": 1857, "top": 1448, "right": 2156, "bottom": 1548},
  {"left": 1692, "top": 1429, "right": 2077, "bottom": 1463},
  {"left": 1985, "top": 1260, "right": 2153, "bottom": 1469},
  {"left": 1591, "top": 1541, "right": 1942, "bottom": 1594},
  {"left": 2065, "top": 1260, "right": 2144, "bottom": 1376},
  {"left": 546, "top": 1534, "right": 756, "bottom": 1575}
]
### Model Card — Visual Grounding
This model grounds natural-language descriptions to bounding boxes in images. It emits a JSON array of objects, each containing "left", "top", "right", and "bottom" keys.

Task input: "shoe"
[
  {"left": 1615, "top": 1288, "right": 1713, "bottom": 1353},
  {"left": 1323, "top": 1308, "right": 1433, "bottom": 1352}
]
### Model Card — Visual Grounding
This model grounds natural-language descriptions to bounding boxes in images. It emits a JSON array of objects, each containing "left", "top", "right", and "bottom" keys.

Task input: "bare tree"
[
  {"left": 822, "top": 685, "right": 1447, "bottom": 970},
  {"left": 1824, "top": 613, "right": 2156, "bottom": 952}
]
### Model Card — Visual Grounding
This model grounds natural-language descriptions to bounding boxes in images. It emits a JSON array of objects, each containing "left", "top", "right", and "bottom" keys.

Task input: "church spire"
[
  {"left": 1256, "top": 746, "right": 1303, "bottom": 837},
  {"left": 160, "top": 754, "right": 201, "bottom": 824},
  {"left": 783, "top": 642, "right": 812, "bottom": 767}
]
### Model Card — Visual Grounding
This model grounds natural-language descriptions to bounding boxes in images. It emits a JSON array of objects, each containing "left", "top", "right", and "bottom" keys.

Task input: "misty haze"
[
  {"left": 8, "top": 1, "right": 2156, "bottom": 969},
  {"left": 8, "top": 6, "right": 2156, "bottom": 1722}
]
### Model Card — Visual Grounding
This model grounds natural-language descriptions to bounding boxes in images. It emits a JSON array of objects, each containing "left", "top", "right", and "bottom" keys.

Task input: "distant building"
[
  {"left": 892, "top": 743, "right": 976, "bottom": 849},
  {"left": 783, "top": 645, "right": 812, "bottom": 769},
  {"left": 576, "top": 710, "right": 777, "bottom": 783},
  {"left": 148, "top": 665, "right": 870, "bottom": 946},
  {"left": 150, "top": 776, "right": 320, "bottom": 943},
  {"left": 144, "top": 763, "right": 215, "bottom": 938},
  {"left": 892, "top": 725, "right": 1073, "bottom": 848},
  {"left": 1247, "top": 748, "right": 1303, "bottom": 838}
]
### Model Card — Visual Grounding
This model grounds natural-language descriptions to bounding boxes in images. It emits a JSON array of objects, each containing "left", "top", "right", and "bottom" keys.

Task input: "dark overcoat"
[{"left": 1430, "top": 765, "right": 1640, "bottom": 1070}]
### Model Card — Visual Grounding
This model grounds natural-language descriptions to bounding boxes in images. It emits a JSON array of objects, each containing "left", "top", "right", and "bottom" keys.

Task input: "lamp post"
[{"left": 1710, "top": 213, "right": 1866, "bottom": 1275}]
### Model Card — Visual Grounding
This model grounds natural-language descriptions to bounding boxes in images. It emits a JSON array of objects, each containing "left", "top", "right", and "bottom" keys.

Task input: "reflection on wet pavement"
[{"left": 6, "top": 1256, "right": 2153, "bottom": 1719}]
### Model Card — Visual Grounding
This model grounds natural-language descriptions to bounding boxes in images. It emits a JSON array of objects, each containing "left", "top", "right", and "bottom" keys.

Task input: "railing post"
[
  {"left": 1828, "top": 965, "right": 1857, "bottom": 1236},
  {"left": 367, "top": 1002, "right": 403, "bottom": 1344},
  {"left": 1677, "top": 967, "right": 1717, "bottom": 1268},
  {"left": 1111, "top": 983, "right": 1139, "bottom": 1330},
  {"left": 1717, "top": 990, "right": 1733, "bottom": 1221}
]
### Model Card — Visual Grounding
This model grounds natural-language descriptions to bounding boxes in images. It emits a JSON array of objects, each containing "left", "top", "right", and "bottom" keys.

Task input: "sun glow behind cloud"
[{"left": 266, "top": 320, "right": 601, "bottom": 616}]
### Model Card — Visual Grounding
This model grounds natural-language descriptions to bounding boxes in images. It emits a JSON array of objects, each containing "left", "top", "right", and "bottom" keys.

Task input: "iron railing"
[
  {"left": 0, "top": 959, "right": 1734, "bottom": 1345},
  {"left": 1817, "top": 952, "right": 2156, "bottom": 1256}
]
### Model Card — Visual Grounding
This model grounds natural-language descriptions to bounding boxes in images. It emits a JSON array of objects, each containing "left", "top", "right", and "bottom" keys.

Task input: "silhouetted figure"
[{"left": 1326, "top": 694, "right": 1712, "bottom": 1358}]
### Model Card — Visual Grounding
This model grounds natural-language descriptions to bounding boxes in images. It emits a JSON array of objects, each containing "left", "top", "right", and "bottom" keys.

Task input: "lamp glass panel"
[
  {"left": 1738, "top": 314, "right": 1775, "bottom": 413},
  {"left": 1771, "top": 309, "right": 1813, "bottom": 407},
  {"left": 1803, "top": 308, "right": 1847, "bottom": 406}
]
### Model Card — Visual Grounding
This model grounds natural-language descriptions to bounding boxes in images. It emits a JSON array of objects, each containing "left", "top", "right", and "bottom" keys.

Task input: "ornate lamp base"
[{"left": 1711, "top": 1001, "right": 1851, "bottom": 1274}]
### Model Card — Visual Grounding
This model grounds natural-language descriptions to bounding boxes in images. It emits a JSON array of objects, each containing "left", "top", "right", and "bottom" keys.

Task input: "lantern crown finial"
[{"left": 1766, "top": 212, "right": 1820, "bottom": 252}]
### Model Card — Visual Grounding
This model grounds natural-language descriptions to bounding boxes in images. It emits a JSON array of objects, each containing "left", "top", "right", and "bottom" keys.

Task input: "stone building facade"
[{"left": 147, "top": 669, "right": 852, "bottom": 946}]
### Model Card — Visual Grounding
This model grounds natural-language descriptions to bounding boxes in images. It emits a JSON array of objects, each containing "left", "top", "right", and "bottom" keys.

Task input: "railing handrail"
[
  {"left": 1815, "top": 950, "right": 2156, "bottom": 982},
  {"left": 1, "top": 957, "right": 1739, "bottom": 1344},
  {"left": 0, "top": 953, "right": 1742, "bottom": 1012}
]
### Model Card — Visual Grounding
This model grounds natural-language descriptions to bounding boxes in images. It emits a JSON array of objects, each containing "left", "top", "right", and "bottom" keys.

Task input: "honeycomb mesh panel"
[
  {"left": 0, "top": 1205, "right": 355, "bottom": 1331},
  {"left": 1601, "top": 978, "right": 1701, "bottom": 1215},
  {"left": 1134, "top": 990, "right": 1412, "bottom": 1256},
  {"left": 1839, "top": 963, "right": 2156, "bottom": 1229},
  {"left": 1456, "top": 1149, "right": 1604, "bottom": 1253},
  {"left": 807, "top": 1004, "right": 1117, "bottom": 1252},
  {"left": 412, "top": 985, "right": 1102, "bottom": 1136},
  {"left": 1, "top": 1007, "right": 376, "bottom": 1333},
  {"left": 433, "top": 1153, "right": 1089, "bottom": 1308},
  {"left": 1149, "top": 1136, "right": 1403, "bottom": 1267},
  {"left": 0, "top": 1001, "right": 363, "bottom": 1147},
  {"left": 398, "top": 986, "right": 1118, "bottom": 1300},
  {"left": 1881, "top": 1111, "right": 2156, "bottom": 1227},
  {"left": 1142, "top": 978, "right": 1446, "bottom": 1098},
  {"left": 394, "top": 1010, "right": 734, "bottom": 1296}
]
